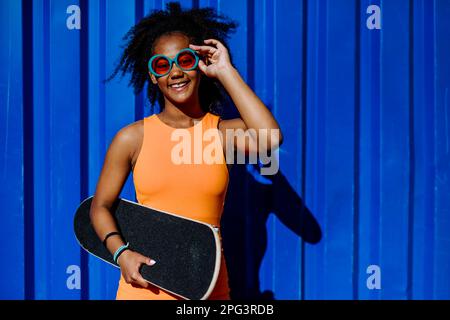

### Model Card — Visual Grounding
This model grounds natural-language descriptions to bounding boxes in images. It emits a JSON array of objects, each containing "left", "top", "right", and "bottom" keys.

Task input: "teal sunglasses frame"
[{"left": 148, "top": 48, "right": 200, "bottom": 77}]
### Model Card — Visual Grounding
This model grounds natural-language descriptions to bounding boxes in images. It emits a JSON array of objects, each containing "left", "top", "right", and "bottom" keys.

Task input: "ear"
[{"left": 149, "top": 72, "right": 158, "bottom": 85}]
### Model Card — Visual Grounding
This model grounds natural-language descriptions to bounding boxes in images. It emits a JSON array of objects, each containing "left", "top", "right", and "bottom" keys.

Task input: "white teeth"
[{"left": 170, "top": 82, "right": 188, "bottom": 88}]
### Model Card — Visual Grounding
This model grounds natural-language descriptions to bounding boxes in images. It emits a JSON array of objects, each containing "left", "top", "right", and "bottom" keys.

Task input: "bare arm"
[
  {"left": 190, "top": 39, "right": 283, "bottom": 155},
  {"left": 90, "top": 123, "right": 154, "bottom": 287},
  {"left": 90, "top": 126, "right": 134, "bottom": 254}
]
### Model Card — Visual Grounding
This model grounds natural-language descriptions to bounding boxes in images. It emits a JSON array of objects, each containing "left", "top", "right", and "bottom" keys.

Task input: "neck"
[{"left": 161, "top": 96, "right": 205, "bottom": 121}]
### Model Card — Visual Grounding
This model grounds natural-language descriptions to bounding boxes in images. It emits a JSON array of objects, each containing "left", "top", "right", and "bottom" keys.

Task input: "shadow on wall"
[{"left": 221, "top": 163, "right": 322, "bottom": 300}]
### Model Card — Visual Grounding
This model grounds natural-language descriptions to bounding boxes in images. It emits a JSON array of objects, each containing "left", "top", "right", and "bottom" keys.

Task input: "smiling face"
[{"left": 149, "top": 32, "right": 201, "bottom": 108}]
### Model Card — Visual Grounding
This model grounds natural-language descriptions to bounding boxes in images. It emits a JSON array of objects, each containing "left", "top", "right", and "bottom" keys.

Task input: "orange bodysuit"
[{"left": 115, "top": 112, "right": 230, "bottom": 300}]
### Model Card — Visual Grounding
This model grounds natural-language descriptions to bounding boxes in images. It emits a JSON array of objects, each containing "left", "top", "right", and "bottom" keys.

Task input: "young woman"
[{"left": 90, "top": 2, "right": 282, "bottom": 300}]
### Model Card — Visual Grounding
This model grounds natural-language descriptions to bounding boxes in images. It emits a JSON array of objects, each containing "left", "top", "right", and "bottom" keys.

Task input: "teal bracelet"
[{"left": 113, "top": 242, "right": 130, "bottom": 264}]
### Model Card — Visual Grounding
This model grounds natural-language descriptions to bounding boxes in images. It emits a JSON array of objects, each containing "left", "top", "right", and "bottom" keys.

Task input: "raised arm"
[{"left": 190, "top": 39, "right": 283, "bottom": 155}]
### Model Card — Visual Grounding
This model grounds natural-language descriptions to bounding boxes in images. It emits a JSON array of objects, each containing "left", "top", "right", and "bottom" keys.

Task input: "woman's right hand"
[{"left": 117, "top": 250, "right": 156, "bottom": 288}]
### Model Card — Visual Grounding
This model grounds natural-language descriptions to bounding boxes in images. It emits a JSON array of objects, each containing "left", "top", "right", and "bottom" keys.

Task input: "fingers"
[
  {"left": 132, "top": 256, "right": 155, "bottom": 288},
  {"left": 140, "top": 255, "right": 156, "bottom": 266},
  {"left": 189, "top": 44, "right": 217, "bottom": 55},
  {"left": 123, "top": 253, "right": 156, "bottom": 288},
  {"left": 204, "top": 39, "right": 227, "bottom": 51},
  {"left": 133, "top": 273, "right": 149, "bottom": 288},
  {"left": 189, "top": 39, "right": 226, "bottom": 54},
  {"left": 128, "top": 271, "right": 148, "bottom": 288},
  {"left": 198, "top": 60, "right": 208, "bottom": 74}
]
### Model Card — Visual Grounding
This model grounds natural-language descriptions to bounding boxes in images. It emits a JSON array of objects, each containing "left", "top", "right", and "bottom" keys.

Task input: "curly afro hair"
[{"left": 104, "top": 2, "right": 238, "bottom": 115}]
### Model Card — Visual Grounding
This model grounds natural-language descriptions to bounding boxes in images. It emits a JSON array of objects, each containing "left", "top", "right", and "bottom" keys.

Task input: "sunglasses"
[{"left": 148, "top": 48, "right": 200, "bottom": 77}]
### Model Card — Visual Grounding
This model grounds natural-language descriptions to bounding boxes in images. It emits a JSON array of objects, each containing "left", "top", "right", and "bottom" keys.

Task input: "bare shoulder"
[
  {"left": 93, "top": 120, "right": 144, "bottom": 209},
  {"left": 117, "top": 119, "right": 143, "bottom": 139},
  {"left": 111, "top": 119, "right": 141, "bottom": 146},
  {"left": 114, "top": 120, "right": 144, "bottom": 165}
]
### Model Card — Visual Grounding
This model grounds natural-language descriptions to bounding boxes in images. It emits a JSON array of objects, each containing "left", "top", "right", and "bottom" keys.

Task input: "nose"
[{"left": 169, "top": 62, "right": 184, "bottom": 78}]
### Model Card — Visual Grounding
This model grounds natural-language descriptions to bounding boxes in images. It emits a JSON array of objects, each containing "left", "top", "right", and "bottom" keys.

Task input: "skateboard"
[{"left": 73, "top": 196, "right": 222, "bottom": 300}]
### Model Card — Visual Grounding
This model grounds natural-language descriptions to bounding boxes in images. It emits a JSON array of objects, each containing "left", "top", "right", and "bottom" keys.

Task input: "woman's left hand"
[{"left": 189, "top": 39, "right": 233, "bottom": 79}]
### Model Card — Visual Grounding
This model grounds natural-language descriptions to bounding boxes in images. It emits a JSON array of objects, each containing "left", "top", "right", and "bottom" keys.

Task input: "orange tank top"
[{"left": 116, "top": 112, "right": 231, "bottom": 300}]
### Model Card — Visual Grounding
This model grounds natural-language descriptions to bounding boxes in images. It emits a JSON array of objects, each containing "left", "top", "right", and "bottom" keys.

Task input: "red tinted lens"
[
  {"left": 152, "top": 57, "right": 171, "bottom": 75},
  {"left": 177, "top": 51, "right": 196, "bottom": 70}
]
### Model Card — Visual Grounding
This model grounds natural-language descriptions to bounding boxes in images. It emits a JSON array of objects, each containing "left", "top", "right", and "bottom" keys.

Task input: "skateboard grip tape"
[{"left": 74, "top": 197, "right": 219, "bottom": 300}]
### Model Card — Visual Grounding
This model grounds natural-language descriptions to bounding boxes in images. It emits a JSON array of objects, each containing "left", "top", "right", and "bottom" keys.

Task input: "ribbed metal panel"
[{"left": 0, "top": 0, "right": 449, "bottom": 299}]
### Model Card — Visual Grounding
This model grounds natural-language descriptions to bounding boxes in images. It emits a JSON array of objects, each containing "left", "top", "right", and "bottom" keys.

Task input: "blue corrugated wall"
[{"left": 1, "top": 0, "right": 449, "bottom": 300}]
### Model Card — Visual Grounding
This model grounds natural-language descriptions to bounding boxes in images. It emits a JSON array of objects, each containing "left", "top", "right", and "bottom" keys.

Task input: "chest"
[{"left": 133, "top": 134, "right": 229, "bottom": 197}]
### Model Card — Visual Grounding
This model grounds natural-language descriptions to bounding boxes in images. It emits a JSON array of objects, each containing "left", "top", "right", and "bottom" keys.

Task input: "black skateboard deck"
[{"left": 73, "top": 196, "right": 222, "bottom": 300}]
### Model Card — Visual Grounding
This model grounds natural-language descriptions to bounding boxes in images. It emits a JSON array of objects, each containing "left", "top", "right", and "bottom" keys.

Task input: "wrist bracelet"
[
  {"left": 103, "top": 231, "right": 121, "bottom": 248},
  {"left": 113, "top": 243, "right": 130, "bottom": 264}
]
